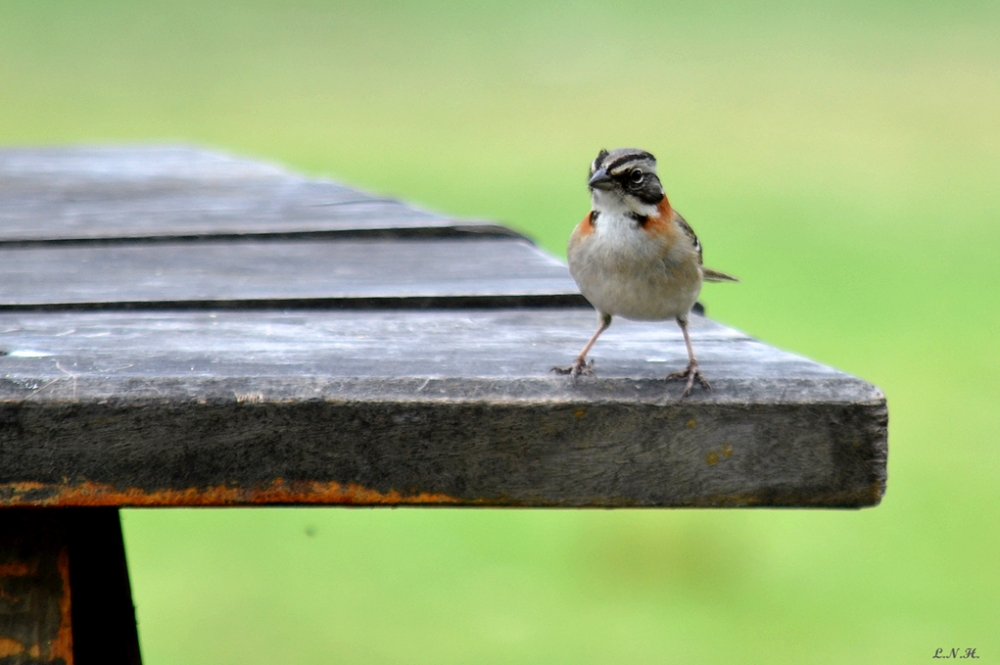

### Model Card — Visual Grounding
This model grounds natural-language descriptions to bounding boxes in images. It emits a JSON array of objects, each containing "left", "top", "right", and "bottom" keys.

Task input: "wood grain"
[
  {"left": 0, "top": 146, "right": 513, "bottom": 241},
  {"left": 0, "top": 309, "right": 886, "bottom": 508},
  {"left": 0, "top": 238, "right": 581, "bottom": 308}
]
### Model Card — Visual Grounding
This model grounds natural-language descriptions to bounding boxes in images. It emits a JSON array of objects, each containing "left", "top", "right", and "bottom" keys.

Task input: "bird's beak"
[{"left": 588, "top": 168, "right": 614, "bottom": 190}]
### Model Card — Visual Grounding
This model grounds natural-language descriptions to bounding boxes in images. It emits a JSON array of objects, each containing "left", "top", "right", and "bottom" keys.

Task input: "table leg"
[{"left": 0, "top": 508, "right": 142, "bottom": 665}]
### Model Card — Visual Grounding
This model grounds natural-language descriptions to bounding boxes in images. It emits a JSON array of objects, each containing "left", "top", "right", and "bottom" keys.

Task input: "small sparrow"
[{"left": 552, "top": 148, "right": 738, "bottom": 397}]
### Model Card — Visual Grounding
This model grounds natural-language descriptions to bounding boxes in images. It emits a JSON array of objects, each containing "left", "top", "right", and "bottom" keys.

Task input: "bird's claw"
[
  {"left": 666, "top": 363, "right": 711, "bottom": 397},
  {"left": 550, "top": 358, "right": 595, "bottom": 377}
]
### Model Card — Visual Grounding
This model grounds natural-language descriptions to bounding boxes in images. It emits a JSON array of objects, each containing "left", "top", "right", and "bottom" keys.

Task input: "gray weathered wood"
[
  {"left": 0, "top": 238, "right": 581, "bottom": 308},
  {"left": 0, "top": 146, "right": 514, "bottom": 241},
  {"left": 0, "top": 145, "right": 888, "bottom": 510},
  {"left": 0, "top": 309, "right": 886, "bottom": 508}
]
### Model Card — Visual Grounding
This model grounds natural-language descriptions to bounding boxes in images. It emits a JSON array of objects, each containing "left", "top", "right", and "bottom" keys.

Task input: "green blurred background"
[{"left": 2, "top": 0, "right": 998, "bottom": 662}]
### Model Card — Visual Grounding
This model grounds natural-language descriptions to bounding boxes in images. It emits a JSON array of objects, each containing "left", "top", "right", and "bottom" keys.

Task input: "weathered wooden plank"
[
  {"left": 0, "top": 237, "right": 581, "bottom": 308},
  {"left": 0, "top": 509, "right": 142, "bottom": 665},
  {"left": 0, "top": 309, "right": 886, "bottom": 508},
  {"left": 0, "top": 146, "right": 512, "bottom": 241},
  {"left": 0, "top": 145, "right": 286, "bottom": 182},
  {"left": 0, "top": 511, "right": 73, "bottom": 663},
  {"left": 0, "top": 146, "right": 887, "bottom": 509}
]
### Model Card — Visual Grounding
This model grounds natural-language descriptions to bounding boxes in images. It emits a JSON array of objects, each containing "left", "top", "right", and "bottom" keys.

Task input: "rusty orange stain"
[
  {"left": 0, "top": 642, "right": 43, "bottom": 659},
  {"left": 0, "top": 562, "right": 35, "bottom": 577},
  {"left": 721, "top": 443, "right": 734, "bottom": 458},
  {"left": 0, "top": 638, "right": 26, "bottom": 657},
  {"left": 0, "top": 480, "right": 886, "bottom": 509},
  {"left": 685, "top": 419, "right": 696, "bottom": 429},
  {"left": 0, "top": 480, "right": 462, "bottom": 507},
  {"left": 573, "top": 408, "right": 586, "bottom": 419},
  {"left": 0, "top": 640, "right": 46, "bottom": 660},
  {"left": 0, "top": 552, "right": 73, "bottom": 663},
  {"left": 52, "top": 548, "right": 73, "bottom": 664},
  {"left": 706, "top": 451, "right": 719, "bottom": 466}
]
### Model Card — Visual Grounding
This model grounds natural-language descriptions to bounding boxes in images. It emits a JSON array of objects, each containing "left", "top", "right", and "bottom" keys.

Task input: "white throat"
[{"left": 591, "top": 189, "right": 660, "bottom": 218}]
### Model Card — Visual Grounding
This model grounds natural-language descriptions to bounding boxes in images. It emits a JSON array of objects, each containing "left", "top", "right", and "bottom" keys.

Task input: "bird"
[{"left": 551, "top": 148, "right": 738, "bottom": 397}]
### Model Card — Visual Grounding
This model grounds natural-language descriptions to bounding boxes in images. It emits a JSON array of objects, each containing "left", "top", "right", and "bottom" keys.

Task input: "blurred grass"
[{"left": 2, "top": 1, "right": 998, "bottom": 663}]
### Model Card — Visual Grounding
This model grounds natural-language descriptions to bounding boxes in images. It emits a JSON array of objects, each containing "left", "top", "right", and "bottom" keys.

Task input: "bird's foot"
[
  {"left": 666, "top": 362, "right": 711, "bottom": 397},
  {"left": 550, "top": 358, "right": 595, "bottom": 377}
]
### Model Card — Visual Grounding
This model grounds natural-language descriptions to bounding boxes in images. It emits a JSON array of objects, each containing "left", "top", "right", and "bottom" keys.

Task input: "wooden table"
[{"left": 0, "top": 146, "right": 887, "bottom": 664}]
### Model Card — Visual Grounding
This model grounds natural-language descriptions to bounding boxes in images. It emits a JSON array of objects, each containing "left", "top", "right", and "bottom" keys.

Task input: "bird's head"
[{"left": 588, "top": 148, "right": 665, "bottom": 216}]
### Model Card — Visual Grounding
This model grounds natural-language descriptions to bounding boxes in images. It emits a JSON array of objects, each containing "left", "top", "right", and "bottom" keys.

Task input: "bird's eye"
[{"left": 629, "top": 169, "right": 644, "bottom": 184}]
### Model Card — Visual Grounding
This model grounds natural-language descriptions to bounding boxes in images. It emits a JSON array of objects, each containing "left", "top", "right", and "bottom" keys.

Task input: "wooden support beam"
[{"left": 0, "top": 509, "right": 141, "bottom": 665}]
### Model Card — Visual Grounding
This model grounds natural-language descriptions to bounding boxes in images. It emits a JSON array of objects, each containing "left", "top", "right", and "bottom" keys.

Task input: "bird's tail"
[{"left": 702, "top": 267, "right": 740, "bottom": 283}]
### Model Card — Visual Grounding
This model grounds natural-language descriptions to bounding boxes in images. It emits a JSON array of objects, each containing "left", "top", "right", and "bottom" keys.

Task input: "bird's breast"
[{"left": 568, "top": 211, "right": 701, "bottom": 320}]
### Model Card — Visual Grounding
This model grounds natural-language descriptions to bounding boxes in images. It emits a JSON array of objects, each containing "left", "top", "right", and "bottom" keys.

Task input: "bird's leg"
[
  {"left": 551, "top": 313, "right": 612, "bottom": 376},
  {"left": 666, "top": 315, "right": 712, "bottom": 397}
]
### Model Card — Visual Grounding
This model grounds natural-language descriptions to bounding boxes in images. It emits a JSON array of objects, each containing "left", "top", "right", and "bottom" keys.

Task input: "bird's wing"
[
  {"left": 672, "top": 211, "right": 703, "bottom": 264},
  {"left": 673, "top": 210, "right": 739, "bottom": 282}
]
